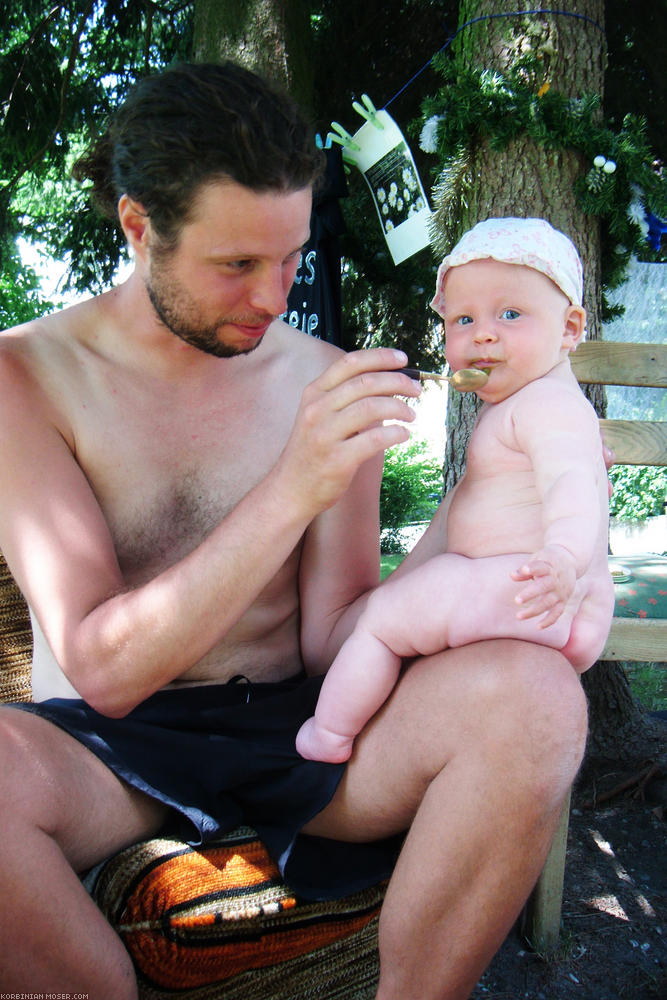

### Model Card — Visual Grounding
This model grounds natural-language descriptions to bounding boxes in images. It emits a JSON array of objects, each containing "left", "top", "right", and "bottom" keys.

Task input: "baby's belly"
[{"left": 446, "top": 490, "right": 543, "bottom": 558}]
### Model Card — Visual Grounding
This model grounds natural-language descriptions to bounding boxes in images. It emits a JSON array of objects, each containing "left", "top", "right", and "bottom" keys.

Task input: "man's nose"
[{"left": 248, "top": 266, "right": 290, "bottom": 316}]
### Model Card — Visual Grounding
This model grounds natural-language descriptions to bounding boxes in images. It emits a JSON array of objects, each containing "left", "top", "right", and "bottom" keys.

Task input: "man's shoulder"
[
  {"left": 273, "top": 318, "right": 343, "bottom": 356},
  {"left": 271, "top": 318, "right": 344, "bottom": 374},
  {"left": 0, "top": 298, "right": 102, "bottom": 421},
  {"left": 0, "top": 317, "right": 47, "bottom": 388},
  {"left": 1, "top": 296, "right": 97, "bottom": 352}
]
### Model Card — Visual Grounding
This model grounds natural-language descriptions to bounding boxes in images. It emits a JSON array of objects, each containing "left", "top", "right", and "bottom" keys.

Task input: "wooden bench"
[{"left": 524, "top": 339, "right": 667, "bottom": 953}]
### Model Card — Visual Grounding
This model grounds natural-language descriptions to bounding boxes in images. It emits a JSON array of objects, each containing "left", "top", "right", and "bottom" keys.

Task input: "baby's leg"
[
  {"left": 361, "top": 552, "right": 575, "bottom": 654},
  {"left": 296, "top": 629, "right": 402, "bottom": 763},
  {"left": 561, "top": 570, "right": 616, "bottom": 673},
  {"left": 296, "top": 551, "right": 576, "bottom": 763}
]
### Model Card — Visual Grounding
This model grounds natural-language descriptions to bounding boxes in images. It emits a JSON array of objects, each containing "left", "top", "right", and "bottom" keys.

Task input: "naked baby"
[{"left": 297, "top": 217, "right": 615, "bottom": 763}]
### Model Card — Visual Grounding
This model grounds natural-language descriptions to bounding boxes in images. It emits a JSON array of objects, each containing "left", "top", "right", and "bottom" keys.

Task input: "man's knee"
[
  {"left": 422, "top": 640, "right": 587, "bottom": 794},
  {"left": 486, "top": 642, "right": 588, "bottom": 797},
  {"left": 0, "top": 708, "right": 65, "bottom": 825}
]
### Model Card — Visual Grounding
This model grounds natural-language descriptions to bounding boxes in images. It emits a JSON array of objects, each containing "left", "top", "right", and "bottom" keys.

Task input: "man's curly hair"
[{"left": 73, "top": 62, "right": 324, "bottom": 247}]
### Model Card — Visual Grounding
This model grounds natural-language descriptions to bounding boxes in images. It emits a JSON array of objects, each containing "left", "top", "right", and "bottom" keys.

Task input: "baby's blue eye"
[
  {"left": 456, "top": 315, "right": 473, "bottom": 325},
  {"left": 501, "top": 308, "right": 520, "bottom": 320}
]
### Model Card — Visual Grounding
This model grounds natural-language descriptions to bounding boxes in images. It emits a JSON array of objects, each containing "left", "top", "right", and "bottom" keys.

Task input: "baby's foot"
[{"left": 295, "top": 717, "right": 355, "bottom": 763}]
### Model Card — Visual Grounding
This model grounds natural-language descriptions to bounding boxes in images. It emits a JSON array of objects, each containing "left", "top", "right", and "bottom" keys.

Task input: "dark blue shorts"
[{"left": 10, "top": 674, "right": 403, "bottom": 900}]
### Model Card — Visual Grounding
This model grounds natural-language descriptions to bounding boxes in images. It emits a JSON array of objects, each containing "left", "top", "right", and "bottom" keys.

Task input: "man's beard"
[{"left": 145, "top": 259, "right": 266, "bottom": 359}]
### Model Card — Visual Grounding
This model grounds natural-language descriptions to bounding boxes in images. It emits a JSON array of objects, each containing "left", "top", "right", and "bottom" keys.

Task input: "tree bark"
[
  {"left": 192, "top": 0, "right": 313, "bottom": 108},
  {"left": 435, "top": 1, "right": 656, "bottom": 760},
  {"left": 582, "top": 660, "right": 664, "bottom": 763},
  {"left": 441, "top": 0, "right": 606, "bottom": 499}
]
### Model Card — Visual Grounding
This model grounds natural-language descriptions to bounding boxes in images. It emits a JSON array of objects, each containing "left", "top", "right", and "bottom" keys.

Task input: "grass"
[
  {"left": 625, "top": 662, "right": 667, "bottom": 713},
  {"left": 380, "top": 554, "right": 403, "bottom": 580}
]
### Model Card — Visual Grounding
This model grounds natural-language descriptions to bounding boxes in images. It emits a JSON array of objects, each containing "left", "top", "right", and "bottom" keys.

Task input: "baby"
[{"left": 297, "top": 217, "right": 615, "bottom": 763}]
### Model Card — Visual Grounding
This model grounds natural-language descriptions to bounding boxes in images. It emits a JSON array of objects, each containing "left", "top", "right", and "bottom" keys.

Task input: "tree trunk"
[
  {"left": 192, "top": 0, "right": 313, "bottom": 108},
  {"left": 442, "top": 0, "right": 606, "bottom": 498},
  {"left": 582, "top": 660, "right": 664, "bottom": 762},
  {"left": 436, "top": 1, "right": 656, "bottom": 760}
]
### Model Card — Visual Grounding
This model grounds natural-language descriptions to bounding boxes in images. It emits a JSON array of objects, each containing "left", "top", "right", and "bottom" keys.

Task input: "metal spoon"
[{"left": 399, "top": 366, "right": 489, "bottom": 392}]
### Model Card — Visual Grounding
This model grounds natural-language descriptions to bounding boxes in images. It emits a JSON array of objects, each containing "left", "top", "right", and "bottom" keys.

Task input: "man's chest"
[{"left": 70, "top": 382, "right": 297, "bottom": 579}]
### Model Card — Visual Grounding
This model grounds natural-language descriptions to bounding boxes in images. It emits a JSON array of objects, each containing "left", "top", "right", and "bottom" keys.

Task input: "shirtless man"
[
  {"left": 0, "top": 64, "right": 590, "bottom": 1000},
  {"left": 297, "top": 218, "right": 615, "bottom": 764}
]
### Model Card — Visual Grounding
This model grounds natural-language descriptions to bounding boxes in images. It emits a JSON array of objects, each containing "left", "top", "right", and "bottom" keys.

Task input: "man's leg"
[
  {"left": 303, "top": 639, "right": 588, "bottom": 1000},
  {"left": 0, "top": 708, "right": 168, "bottom": 998}
]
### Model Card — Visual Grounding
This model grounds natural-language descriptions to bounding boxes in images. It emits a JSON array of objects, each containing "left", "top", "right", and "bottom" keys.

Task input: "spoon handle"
[{"left": 397, "top": 367, "right": 448, "bottom": 383}]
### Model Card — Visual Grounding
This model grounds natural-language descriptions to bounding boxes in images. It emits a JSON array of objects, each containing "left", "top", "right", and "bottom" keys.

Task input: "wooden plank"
[
  {"left": 571, "top": 341, "right": 667, "bottom": 388},
  {"left": 599, "top": 419, "right": 667, "bottom": 466},
  {"left": 522, "top": 790, "right": 572, "bottom": 954},
  {"left": 601, "top": 617, "right": 667, "bottom": 661}
]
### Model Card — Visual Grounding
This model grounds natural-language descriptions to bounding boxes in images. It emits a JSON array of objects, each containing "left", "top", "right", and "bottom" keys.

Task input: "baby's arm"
[
  {"left": 511, "top": 544, "right": 578, "bottom": 628},
  {"left": 509, "top": 385, "right": 603, "bottom": 628}
]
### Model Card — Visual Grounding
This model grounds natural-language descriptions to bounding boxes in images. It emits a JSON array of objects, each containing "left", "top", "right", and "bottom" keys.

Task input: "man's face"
[{"left": 145, "top": 180, "right": 312, "bottom": 358}]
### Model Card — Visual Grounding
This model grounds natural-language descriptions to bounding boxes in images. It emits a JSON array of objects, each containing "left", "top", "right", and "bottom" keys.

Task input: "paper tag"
[{"left": 344, "top": 110, "right": 432, "bottom": 265}]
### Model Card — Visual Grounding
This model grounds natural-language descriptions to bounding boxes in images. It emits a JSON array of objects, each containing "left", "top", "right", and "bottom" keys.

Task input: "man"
[{"left": 0, "top": 63, "right": 589, "bottom": 999}]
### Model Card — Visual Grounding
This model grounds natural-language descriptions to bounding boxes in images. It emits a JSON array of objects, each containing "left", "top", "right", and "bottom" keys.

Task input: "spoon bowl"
[{"left": 448, "top": 367, "right": 490, "bottom": 392}]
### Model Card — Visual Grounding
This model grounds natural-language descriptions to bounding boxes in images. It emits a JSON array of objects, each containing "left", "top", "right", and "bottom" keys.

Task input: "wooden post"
[{"left": 522, "top": 789, "right": 572, "bottom": 954}]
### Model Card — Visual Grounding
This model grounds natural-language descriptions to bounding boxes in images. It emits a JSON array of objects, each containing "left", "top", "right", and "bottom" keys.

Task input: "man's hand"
[
  {"left": 510, "top": 544, "right": 578, "bottom": 629},
  {"left": 276, "top": 348, "right": 421, "bottom": 518}
]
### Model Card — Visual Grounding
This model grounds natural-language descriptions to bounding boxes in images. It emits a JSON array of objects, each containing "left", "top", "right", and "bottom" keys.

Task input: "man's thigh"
[
  {"left": 302, "top": 638, "right": 582, "bottom": 843},
  {"left": 0, "top": 706, "right": 168, "bottom": 871}
]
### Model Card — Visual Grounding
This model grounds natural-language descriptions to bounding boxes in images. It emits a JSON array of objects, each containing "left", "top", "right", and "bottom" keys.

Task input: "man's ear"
[
  {"left": 118, "top": 195, "right": 151, "bottom": 262},
  {"left": 563, "top": 305, "right": 586, "bottom": 351}
]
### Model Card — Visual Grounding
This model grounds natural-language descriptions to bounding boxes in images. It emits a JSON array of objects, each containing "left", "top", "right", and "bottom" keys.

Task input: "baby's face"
[{"left": 440, "top": 259, "right": 578, "bottom": 403}]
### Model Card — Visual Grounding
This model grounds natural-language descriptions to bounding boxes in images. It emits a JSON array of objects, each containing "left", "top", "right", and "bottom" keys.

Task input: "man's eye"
[
  {"left": 501, "top": 308, "right": 520, "bottom": 320},
  {"left": 225, "top": 260, "right": 253, "bottom": 271}
]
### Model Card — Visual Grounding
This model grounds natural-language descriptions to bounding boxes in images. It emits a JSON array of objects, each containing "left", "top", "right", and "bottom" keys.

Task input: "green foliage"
[
  {"left": 608, "top": 465, "right": 666, "bottom": 522},
  {"left": 0, "top": 0, "right": 193, "bottom": 298},
  {"left": 0, "top": 239, "right": 53, "bottom": 327},
  {"left": 625, "top": 663, "right": 667, "bottom": 709},
  {"left": 0, "top": 0, "right": 663, "bottom": 342},
  {"left": 380, "top": 441, "right": 442, "bottom": 553},
  {"left": 418, "top": 59, "right": 666, "bottom": 319}
]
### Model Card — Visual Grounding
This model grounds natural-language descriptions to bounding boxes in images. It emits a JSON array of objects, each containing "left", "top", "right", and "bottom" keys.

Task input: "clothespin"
[
  {"left": 327, "top": 121, "right": 361, "bottom": 151},
  {"left": 326, "top": 121, "right": 361, "bottom": 168},
  {"left": 351, "top": 94, "right": 384, "bottom": 130}
]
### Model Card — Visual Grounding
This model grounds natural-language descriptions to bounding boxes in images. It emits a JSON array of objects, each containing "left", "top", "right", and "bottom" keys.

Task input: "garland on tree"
[{"left": 416, "top": 58, "right": 666, "bottom": 319}]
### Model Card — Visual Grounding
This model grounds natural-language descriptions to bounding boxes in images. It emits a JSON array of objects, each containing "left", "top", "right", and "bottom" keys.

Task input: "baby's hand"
[{"left": 510, "top": 545, "right": 577, "bottom": 629}]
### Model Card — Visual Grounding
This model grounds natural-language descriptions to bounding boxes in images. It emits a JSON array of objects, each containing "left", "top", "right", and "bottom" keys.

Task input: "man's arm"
[
  {"left": 0, "top": 343, "right": 418, "bottom": 716},
  {"left": 298, "top": 449, "right": 384, "bottom": 675}
]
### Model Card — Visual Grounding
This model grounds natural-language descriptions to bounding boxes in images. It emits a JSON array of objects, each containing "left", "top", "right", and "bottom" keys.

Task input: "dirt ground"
[{"left": 471, "top": 743, "right": 666, "bottom": 999}]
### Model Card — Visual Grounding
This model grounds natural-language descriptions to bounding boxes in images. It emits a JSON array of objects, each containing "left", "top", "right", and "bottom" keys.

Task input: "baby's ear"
[{"left": 563, "top": 305, "right": 586, "bottom": 351}]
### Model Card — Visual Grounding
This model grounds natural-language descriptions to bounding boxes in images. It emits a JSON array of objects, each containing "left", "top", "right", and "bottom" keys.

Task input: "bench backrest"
[{"left": 571, "top": 340, "right": 667, "bottom": 662}]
